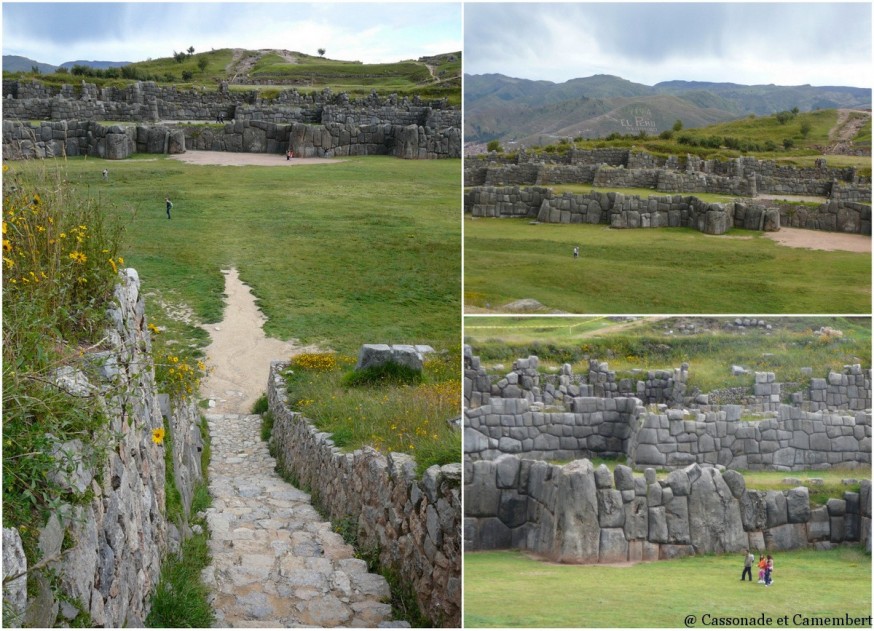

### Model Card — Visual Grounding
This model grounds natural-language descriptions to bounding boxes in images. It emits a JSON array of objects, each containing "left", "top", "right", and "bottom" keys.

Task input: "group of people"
[{"left": 742, "top": 550, "right": 775, "bottom": 586}]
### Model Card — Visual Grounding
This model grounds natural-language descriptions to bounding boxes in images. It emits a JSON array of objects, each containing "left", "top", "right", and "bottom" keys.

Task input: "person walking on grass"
[
  {"left": 741, "top": 549, "right": 755, "bottom": 581},
  {"left": 764, "top": 555, "right": 774, "bottom": 586},
  {"left": 165, "top": 197, "right": 173, "bottom": 220},
  {"left": 573, "top": 246, "right": 579, "bottom": 259},
  {"left": 757, "top": 554, "right": 767, "bottom": 583}
]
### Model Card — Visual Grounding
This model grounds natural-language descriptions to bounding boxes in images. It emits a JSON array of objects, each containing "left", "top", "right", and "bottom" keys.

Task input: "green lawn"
[
  {"left": 11, "top": 155, "right": 460, "bottom": 354},
  {"left": 464, "top": 218, "right": 870, "bottom": 314},
  {"left": 464, "top": 547, "right": 872, "bottom": 627}
]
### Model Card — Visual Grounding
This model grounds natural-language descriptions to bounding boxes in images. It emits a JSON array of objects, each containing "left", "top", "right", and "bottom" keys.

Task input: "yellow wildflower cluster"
[
  {"left": 290, "top": 352, "right": 341, "bottom": 373},
  {"left": 154, "top": 351, "right": 208, "bottom": 400},
  {"left": 151, "top": 427, "right": 166, "bottom": 445},
  {"left": 2, "top": 171, "right": 121, "bottom": 297}
]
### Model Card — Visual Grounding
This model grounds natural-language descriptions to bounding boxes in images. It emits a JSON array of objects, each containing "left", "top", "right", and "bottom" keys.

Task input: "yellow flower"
[
  {"left": 2, "top": 239, "right": 11, "bottom": 252},
  {"left": 117, "top": 256, "right": 124, "bottom": 265},
  {"left": 3, "top": 257, "right": 15, "bottom": 268},
  {"left": 147, "top": 323, "right": 160, "bottom": 334},
  {"left": 1, "top": 221, "right": 6, "bottom": 234},
  {"left": 151, "top": 428, "right": 166, "bottom": 445},
  {"left": 69, "top": 251, "right": 87, "bottom": 264},
  {"left": 108, "top": 258, "right": 118, "bottom": 274}
]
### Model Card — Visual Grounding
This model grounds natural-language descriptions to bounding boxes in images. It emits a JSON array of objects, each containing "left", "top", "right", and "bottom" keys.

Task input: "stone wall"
[
  {"left": 465, "top": 350, "right": 872, "bottom": 470},
  {"left": 465, "top": 184, "right": 873, "bottom": 235},
  {"left": 464, "top": 457, "right": 872, "bottom": 560},
  {"left": 465, "top": 149, "right": 864, "bottom": 189},
  {"left": 2, "top": 80, "right": 461, "bottom": 159},
  {"left": 266, "top": 362, "right": 461, "bottom": 627},
  {"left": 627, "top": 406, "right": 871, "bottom": 471},
  {"left": 3, "top": 118, "right": 460, "bottom": 161},
  {"left": 2, "top": 269, "right": 204, "bottom": 627}
]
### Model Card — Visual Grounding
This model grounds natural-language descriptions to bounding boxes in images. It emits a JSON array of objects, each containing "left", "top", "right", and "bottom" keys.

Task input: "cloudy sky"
[
  {"left": 2, "top": 2, "right": 461, "bottom": 66},
  {"left": 465, "top": 2, "right": 872, "bottom": 88}
]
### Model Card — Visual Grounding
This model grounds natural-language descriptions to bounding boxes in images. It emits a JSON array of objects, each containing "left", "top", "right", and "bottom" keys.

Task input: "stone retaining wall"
[
  {"left": 464, "top": 457, "right": 872, "bottom": 560},
  {"left": 3, "top": 118, "right": 460, "bottom": 160},
  {"left": 465, "top": 350, "right": 872, "bottom": 470},
  {"left": 465, "top": 149, "right": 864, "bottom": 188},
  {"left": 266, "top": 362, "right": 461, "bottom": 627},
  {"left": 627, "top": 406, "right": 871, "bottom": 470},
  {"left": 2, "top": 269, "right": 204, "bottom": 627},
  {"left": 465, "top": 184, "right": 871, "bottom": 234}
]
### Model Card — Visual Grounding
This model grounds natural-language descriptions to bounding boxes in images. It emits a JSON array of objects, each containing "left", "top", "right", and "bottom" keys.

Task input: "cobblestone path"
[{"left": 201, "top": 413, "right": 401, "bottom": 627}]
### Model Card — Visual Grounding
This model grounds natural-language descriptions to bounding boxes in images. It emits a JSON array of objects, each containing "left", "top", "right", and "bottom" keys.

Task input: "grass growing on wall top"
[
  {"left": 463, "top": 546, "right": 871, "bottom": 628},
  {"left": 464, "top": 218, "right": 870, "bottom": 314},
  {"left": 12, "top": 155, "right": 461, "bottom": 355},
  {"left": 465, "top": 316, "right": 871, "bottom": 394},
  {"left": 283, "top": 352, "right": 461, "bottom": 474}
]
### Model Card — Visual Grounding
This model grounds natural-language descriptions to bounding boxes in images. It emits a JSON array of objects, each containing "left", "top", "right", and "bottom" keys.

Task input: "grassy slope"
[
  {"left": 464, "top": 547, "right": 871, "bottom": 628},
  {"left": 464, "top": 219, "right": 871, "bottom": 314},
  {"left": 464, "top": 316, "right": 871, "bottom": 393},
  {"left": 12, "top": 156, "right": 460, "bottom": 354}
]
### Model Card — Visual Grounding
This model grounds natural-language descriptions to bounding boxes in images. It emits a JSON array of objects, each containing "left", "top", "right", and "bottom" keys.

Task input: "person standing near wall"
[{"left": 741, "top": 549, "right": 754, "bottom": 581}]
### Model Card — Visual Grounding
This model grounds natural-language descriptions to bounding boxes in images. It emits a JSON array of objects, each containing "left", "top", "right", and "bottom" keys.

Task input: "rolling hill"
[{"left": 465, "top": 73, "right": 871, "bottom": 144}]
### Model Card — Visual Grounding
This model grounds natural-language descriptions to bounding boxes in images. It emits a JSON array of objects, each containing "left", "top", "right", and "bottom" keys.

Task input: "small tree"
[
  {"left": 173, "top": 50, "right": 186, "bottom": 64},
  {"left": 30, "top": 65, "right": 41, "bottom": 75},
  {"left": 197, "top": 57, "right": 209, "bottom": 73},
  {"left": 187, "top": 46, "right": 195, "bottom": 57},
  {"left": 800, "top": 120, "right": 812, "bottom": 138},
  {"left": 486, "top": 140, "right": 503, "bottom": 153},
  {"left": 672, "top": 119, "right": 683, "bottom": 133},
  {"left": 318, "top": 48, "right": 326, "bottom": 57},
  {"left": 783, "top": 138, "right": 795, "bottom": 150},
  {"left": 181, "top": 70, "right": 193, "bottom": 81}
]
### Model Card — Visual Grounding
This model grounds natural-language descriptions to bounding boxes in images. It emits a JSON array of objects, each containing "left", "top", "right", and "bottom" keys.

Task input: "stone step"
[{"left": 202, "top": 413, "right": 403, "bottom": 627}]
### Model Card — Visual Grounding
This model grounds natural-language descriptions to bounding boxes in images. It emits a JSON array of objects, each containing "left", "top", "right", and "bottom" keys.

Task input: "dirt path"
[
  {"left": 170, "top": 151, "right": 342, "bottom": 167},
  {"left": 764, "top": 227, "right": 871, "bottom": 253},
  {"left": 824, "top": 109, "right": 871, "bottom": 154},
  {"left": 199, "top": 268, "right": 322, "bottom": 414}
]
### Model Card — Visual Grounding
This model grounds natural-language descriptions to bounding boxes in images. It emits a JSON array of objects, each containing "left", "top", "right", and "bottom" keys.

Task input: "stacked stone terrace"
[
  {"left": 464, "top": 148, "right": 871, "bottom": 235},
  {"left": 1, "top": 80, "right": 461, "bottom": 160},
  {"left": 464, "top": 457, "right": 871, "bottom": 561},
  {"left": 464, "top": 348, "right": 872, "bottom": 471}
]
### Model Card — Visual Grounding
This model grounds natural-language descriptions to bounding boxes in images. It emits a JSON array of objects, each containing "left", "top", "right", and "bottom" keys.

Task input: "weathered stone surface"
[
  {"left": 599, "top": 528, "right": 628, "bottom": 563},
  {"left": 765, "top": 523, "right": 808, "bottom": 551},
  {"left": 687, "top": 468, "right": 747, "bottom": 554},
  {"left": 786, "top": 487, "right": 811, "bottom": 524},
  {"left": 553, "top": 460, "right": 600, "bottom": 563},
  {"left": 2, "top": 528, "right": 28, "bottom": 627}
]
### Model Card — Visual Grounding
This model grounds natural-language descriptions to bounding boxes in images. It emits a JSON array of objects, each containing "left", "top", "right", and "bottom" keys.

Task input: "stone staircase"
[{"left": 201, "top": 413, "right": 405, "bottom": 627}]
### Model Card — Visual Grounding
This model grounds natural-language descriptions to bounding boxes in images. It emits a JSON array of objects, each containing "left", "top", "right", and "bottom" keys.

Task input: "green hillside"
[
  {"left": 510, "top": 108, "right": 871, "bottom": 174},
  {"left": 4, "top": 48, "right": 461, "bottom": 103},
  {"left": 465, "top": 72, "right": 871, "bottom": 144}
]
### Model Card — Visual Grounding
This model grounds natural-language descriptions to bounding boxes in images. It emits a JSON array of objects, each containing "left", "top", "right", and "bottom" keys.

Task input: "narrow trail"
[
  {"left": 199, "top": 271, "right": 405, "bottom": 627},
  {"left": 199, "top": 267, "right": 321, "bottom": 414}
]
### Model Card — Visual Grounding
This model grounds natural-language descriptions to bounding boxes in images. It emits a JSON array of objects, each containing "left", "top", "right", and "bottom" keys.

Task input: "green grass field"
[
  {"left": 464, "top": 218, "right": 871, "bottom": 314},
  {"left": 464, "top": 547, "right": 871, "bottom": 627},
  {"left": 10, "top": 155, "right": 460, "bottom": 354}
]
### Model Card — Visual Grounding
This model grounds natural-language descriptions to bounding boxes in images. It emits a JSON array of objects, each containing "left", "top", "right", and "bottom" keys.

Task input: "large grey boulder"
[
  {"left": 599, "top": 528, "right": 628, "bottom": 563},
  {"left": 553, "top": 460, "right": 600, "bottom": 563},
  {"left": 786, "top": 487, "right": 811, "bottom": 523},
  {"left": 687, "top": 468, "right": 746, "bottom": 554},
  {"left": 355, "top": 344, "right": 428, "bottom": 372},
  {"left": 740, "top": 490, "right": 768, "bottom": 531},
  {"left": 665, "top": 496, "right": 691, "bottom": 544}
]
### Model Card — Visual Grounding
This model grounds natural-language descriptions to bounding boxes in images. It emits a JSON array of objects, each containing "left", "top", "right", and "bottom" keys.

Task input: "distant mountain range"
[
  {"left": 465, "top": 73, "right": 872, "bottom": 145},
  {"left": 2, "top": 55, "right": 131, "bottom": 73}
]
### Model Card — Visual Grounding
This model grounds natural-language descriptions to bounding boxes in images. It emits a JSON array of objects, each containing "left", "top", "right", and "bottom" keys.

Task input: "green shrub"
[
  {"left": 341, "top": 361, "right": 424, "bottom": 387},
  {"left": 251, "top": 392, "right": 269, "bottom": 415}
]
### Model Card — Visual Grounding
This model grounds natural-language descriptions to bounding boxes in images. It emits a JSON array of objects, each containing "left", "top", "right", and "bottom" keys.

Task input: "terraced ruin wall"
[
  {"left": 465, "top": 185, "right": 870, "bottom": 234},
  {"left": 464, "top": 351, "right": 872, "bottom": 470},
  {"left": 465, "top": 186, "right": 783, "bottom": 235},
  {"left": 3, "top": 118, "right": 460, "bottom": 160},
  {"left": 2, "top": 79, "right": 460, "bottom": 129},
  {"left": 464, "top": 457, "right": 872, "bottom": 560},
  {"left": 465, "top": 149, "right": 864, "bottom": 188},
  {"left": 266, "top": 362, "right": 461, "bottom": 627},
  {"left": 2, "top": 269, "right": 204, "bottom": 627}
]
